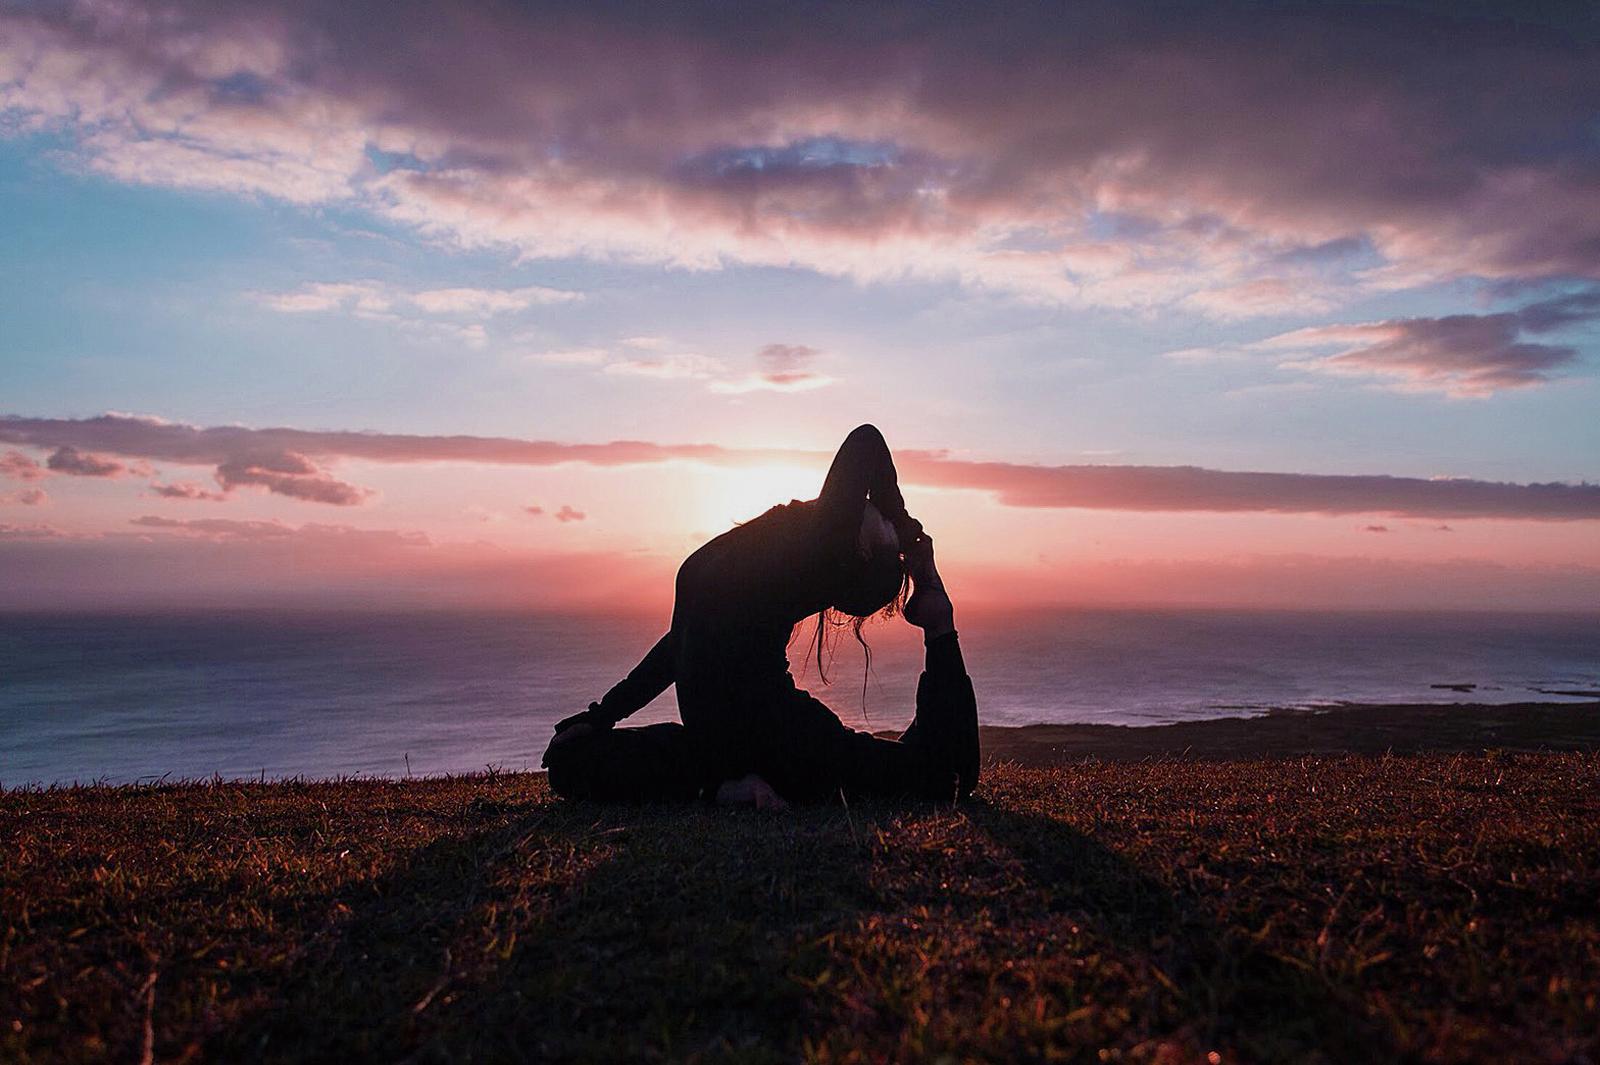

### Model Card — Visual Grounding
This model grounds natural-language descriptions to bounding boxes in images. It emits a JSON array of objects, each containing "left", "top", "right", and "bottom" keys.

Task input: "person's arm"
[
  {"left": 591, "top": 630, "right": 676, "bottom": 725},
  {"left": 548, "top": 630, "right": 675, "bottom": 741},
  {"left": 816, "top": 424, "right": 919, "bottom": 553}
]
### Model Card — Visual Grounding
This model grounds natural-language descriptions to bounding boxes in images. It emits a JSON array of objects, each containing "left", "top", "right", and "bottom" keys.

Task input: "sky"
[{"left": 1, "top": 0, "right": 1599, "bottom": 611}]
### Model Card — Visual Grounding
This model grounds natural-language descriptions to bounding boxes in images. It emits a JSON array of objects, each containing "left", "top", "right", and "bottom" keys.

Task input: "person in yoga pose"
[{"left": 541, "top": 424, "right": 978, "bottom": 807}]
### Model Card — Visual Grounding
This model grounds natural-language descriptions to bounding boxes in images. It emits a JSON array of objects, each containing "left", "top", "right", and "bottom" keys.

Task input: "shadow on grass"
[
  {"left": 214, "top": 795, "right": 881, "bottom": 1062},
  {"left": 211, "top": 786, "right": 1399, "bottom": 1062},
  {"left": 963, "top": 798, "right": 1396, "bottom": 1062}
]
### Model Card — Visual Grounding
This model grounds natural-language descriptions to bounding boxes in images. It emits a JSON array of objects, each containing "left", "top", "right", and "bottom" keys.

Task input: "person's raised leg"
[{"left": 900, "top": 534, "right": 980, "bottom": 795}]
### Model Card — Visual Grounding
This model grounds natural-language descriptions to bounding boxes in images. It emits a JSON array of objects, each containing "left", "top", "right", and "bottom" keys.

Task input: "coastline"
[{"left": 974, "top": 698, "right": 1600, "bottom": 765}]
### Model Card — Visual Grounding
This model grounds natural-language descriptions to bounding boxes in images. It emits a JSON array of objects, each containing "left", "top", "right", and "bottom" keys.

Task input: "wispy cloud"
[
  {"left": 4, "top": 413, "right": 1599, "bottom": 520},
  {"left": 539, "top": 340, "right": 837, "bottom": 393},
  {"left": 260, "top": 281, "right": 579, "bottom": 316},
  {"left": 129, "top": 515, "right": 428, "bottom": 545},
  {"left": 710, "top": 344, "right": 836, "bottom": 394},
  {"left": 1263, "top": 290, "right": 1600, "bottom": 396}
]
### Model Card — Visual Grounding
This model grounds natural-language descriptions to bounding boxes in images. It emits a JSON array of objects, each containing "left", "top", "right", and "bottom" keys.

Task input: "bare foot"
[
  {"left": 903, "top": 535, "right": 955, "bottom": 637},
  {"left": 715, "top": 774, "right": 791, "bottom": 812}
]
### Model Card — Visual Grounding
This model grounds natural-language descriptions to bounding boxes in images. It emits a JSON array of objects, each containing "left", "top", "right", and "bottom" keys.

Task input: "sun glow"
[{"left": 694, "top": 463, "right": 828, "bottom": 532}]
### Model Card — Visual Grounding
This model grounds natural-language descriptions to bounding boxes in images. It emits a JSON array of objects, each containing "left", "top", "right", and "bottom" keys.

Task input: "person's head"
[
  {"left": 830, "top": 501, "right": 906, "bottom": 618},
  {"left": 808, "top": 501, "right": 914, "bottom": 700}
]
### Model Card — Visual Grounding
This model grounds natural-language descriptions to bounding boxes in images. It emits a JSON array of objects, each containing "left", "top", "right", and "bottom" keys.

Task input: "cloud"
[
  {"left": 407, "top": 286, "right": 579, "bottom": 314},
  {"left": 601, "top": 353, "right": 724, "bottom": 380},
  {"left": 1263, "top": 290, "right": 1600, "bottom": 396},
  {"left": 130, "top": 515, "right": 296, "bottom": 541},
  {"left": 6, "top": 2, "right": 1600, "bottom": 316},
  {"left": 1, "top": 487, "right": 48, "bottom": 506},
  {"left": 524, "top": 505, "right": 545, "bottom": 516},
  {"left": 1179, "top": 278, "right": 1338, "bottom": 320},
  {"left": 554, "top": 505, "right": 586, "bottom": 523},
  {"left": 0, "top": 450, "right": 45, "bottom": 481},
  {"left": 540, "top": 340, "right": 835, "bottom": 392},
  {"left": 259, "top": 282, "right": 391, "bottom": 315},
  {"left": 0, "top": 521, "right": 67, "bottom": 541},
  {"left": 129, "top": 514, "right": 429, "bottom": 546},
  {"left": 149, "top": 480, "right": 228, "bottom": 502},
  {"left": 260, "top": 281, "right": 579, "bottom": 316},
  {"left": 214, "top": 452, "right": 371, "bottom": 506},
  {"left": 1363, "top": 524, "right": 1389, "bottom": 533},
  {"left": 45, "top": 446, "right": 125, "bottom": 477},
  {"left": 4, "top": 412, "right": 1600, "bottom": 521},
  {"left": 528, "top": 348, "right": 610, "bottom": 367},
  {"left": 710, "top": 343, "right": 837, "bottom": 394}
]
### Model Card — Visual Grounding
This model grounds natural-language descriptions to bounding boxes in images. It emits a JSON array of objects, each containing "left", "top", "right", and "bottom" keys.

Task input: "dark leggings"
[{"left": 545, "top": 634, "right": 978, "bottom": 803}]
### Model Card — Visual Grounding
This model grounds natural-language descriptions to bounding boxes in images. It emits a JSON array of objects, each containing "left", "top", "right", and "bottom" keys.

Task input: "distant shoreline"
[
  {"left": 7, "top": 700, "right": 1598, "bottom": 791},
  {"left": 973, "top": 699, "right": 1600, "bottom": 766}
]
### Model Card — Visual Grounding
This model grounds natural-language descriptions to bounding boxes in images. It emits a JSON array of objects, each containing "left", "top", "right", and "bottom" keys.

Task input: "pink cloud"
[
  {"left": 3, "top": 2, "right": 1599, "bottom": 315},
  {"left": 1, "top": 488, "right": 48, "bottom": 506},
  {"left": 0, "top": 521, "right": 66, "bottom": 542},
  {"left": 129, "top": 515, "right": 428, "bottom": 546},
  {"left": 1, "top": 450, "right": 45, "bottom": 481},
  {"left": 554, "top": 505, "right": 586, "bottom": 523},
  {"left": 4, "top": 413, "right": 1600, "bottom": 521},
  {"left": 709, "top": 343, "right": 836, "bottom": 394}
]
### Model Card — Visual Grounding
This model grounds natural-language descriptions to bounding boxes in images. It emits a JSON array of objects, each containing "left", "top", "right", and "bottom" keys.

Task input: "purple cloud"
[
  {"left": 214, "top": 452, "right": 370, "bottom": 506},
  {"left": 149, "top": 480, "right": 228, "bottom": 502},
  {"left": 4, "top": 413, "right": 1600, "bottom": 521},
  {"left": 46, "top": 446, "right": 125, "bottom": 477},
  {"left": 3, "top": 2, "right": 1599, "bottom": 314},
  {"left": 1265, "top": 290, "right": 1600, "bottom": 396}
]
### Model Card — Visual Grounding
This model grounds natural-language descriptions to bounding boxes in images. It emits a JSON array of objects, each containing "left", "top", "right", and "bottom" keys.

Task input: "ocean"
[{"left": 2, "top": 608, "right": 1596, "bottom": 786}]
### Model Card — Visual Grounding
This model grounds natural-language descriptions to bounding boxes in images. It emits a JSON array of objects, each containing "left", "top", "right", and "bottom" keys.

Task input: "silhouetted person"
[{"left": 541, "top": 424, "right": 979, "bottom": 807}]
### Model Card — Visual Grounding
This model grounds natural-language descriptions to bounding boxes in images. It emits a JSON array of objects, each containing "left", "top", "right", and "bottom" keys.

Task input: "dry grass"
[{"left": 4, "top": 753, "right": 1598, "bottom": 1062}]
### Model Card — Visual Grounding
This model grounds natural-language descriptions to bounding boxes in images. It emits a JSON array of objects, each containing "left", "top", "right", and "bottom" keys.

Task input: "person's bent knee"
[{"left": 544, "top": 734, "right": 603, "bottom": 800}]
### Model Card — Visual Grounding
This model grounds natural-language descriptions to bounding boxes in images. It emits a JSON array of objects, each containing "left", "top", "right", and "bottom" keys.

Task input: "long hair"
[{"left": 805, "top": 566, "right": 911, "bottom": 712}]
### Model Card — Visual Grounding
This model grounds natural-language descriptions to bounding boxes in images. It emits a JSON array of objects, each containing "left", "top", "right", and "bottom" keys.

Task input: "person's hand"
[
  {"left": 892, "top": 512, "right": 925, "bottom": 552},
  {"left": 540, "top": 706, "right": 607, "bottom": 767}
]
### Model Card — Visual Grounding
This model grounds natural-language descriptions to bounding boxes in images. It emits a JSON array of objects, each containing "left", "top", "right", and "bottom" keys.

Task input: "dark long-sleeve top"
[{"left": 589, "top": 424, "right": 911, "bottom": 730}]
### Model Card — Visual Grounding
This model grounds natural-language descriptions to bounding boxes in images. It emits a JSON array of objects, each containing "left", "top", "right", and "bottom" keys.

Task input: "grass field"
[{"left": 4, "top": 751, "right": 1598, "bottom": 1062}]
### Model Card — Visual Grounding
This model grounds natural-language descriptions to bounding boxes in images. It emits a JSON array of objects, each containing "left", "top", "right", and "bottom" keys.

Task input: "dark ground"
[{"left": 3, "top": 702, "right": 1599, "bottom": 1063}]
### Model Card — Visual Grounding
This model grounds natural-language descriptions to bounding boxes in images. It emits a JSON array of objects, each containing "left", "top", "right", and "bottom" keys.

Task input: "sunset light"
[{"left": 3, "top": 5, "right": 1599, "bottom": 1056}]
